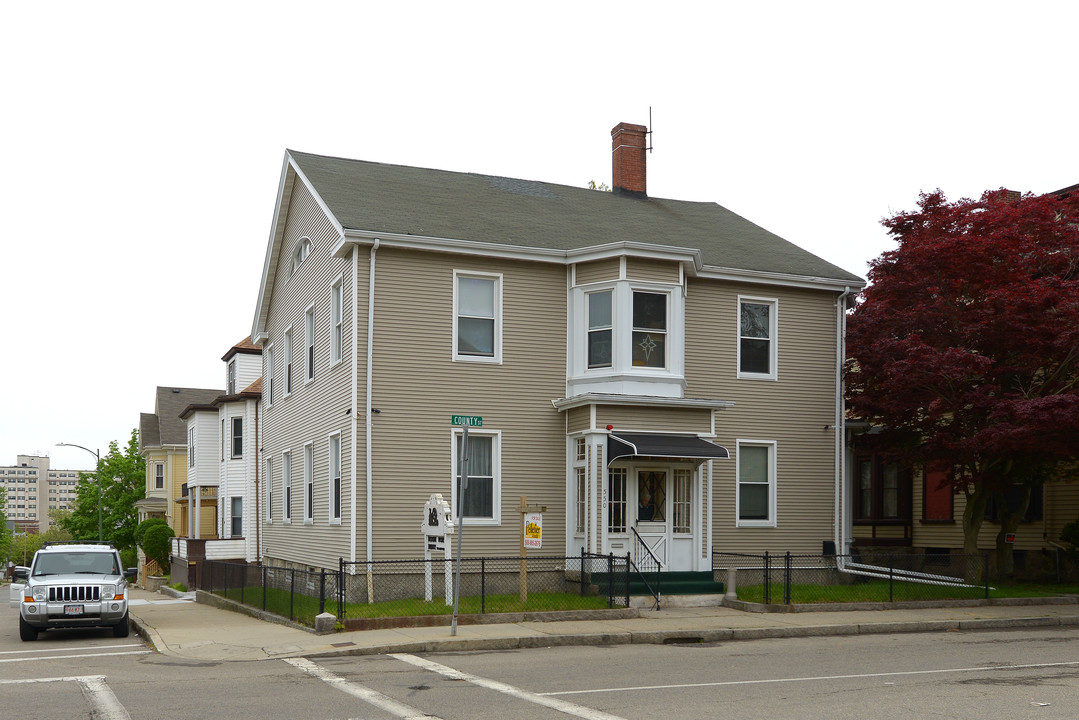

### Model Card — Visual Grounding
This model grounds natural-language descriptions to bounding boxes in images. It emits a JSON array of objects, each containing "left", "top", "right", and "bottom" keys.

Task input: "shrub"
[{"left": 141, "top": 524, "right": 175, "bottom": 571}]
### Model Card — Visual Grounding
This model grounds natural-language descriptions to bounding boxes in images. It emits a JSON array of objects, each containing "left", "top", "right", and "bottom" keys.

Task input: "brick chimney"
[{"left": 611, "top": 122, "right": 648, "bottom": 197}]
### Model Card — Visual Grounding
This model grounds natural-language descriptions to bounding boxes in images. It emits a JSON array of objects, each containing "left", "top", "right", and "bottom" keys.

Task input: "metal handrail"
[{"left": 630, "top": 527, "right": 663, "bottom": 609}]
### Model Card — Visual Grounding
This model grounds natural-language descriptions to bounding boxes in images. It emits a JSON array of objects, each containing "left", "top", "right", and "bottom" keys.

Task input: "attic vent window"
[{"left": 292, "top": 238, "right": 312, "bottom": 274}]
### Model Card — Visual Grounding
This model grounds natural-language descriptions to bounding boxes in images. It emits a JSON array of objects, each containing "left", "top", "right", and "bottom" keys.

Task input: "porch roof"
[{"left": 607, "top": 433, "right": 730, "bottom": 465}]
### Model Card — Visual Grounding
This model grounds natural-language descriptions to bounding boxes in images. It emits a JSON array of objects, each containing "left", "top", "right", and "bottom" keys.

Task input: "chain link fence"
[
  {"left": 200, "top": 552, "right": 631, "bottom": 628},
  {"left": 713, "top": 551, "right": 991, "bottom": 604}
]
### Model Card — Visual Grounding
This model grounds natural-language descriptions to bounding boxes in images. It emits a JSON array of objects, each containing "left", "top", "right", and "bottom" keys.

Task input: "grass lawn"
[
  {"left": 215, "top": 587, "right": 613, "bottom": 625},
  {"left": 737, "top": 580, "right": 1079, "bottom": 604}
]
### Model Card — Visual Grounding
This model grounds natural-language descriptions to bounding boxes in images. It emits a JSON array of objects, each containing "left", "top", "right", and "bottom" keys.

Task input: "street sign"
[
  {"left": 524, "top": 512, "right": 542, "bottom": 549},
  {"left": 1005, "top": 533, "right": 1016, "bottom": 543},
  {"left": 451, "top": 415, "right": 483, "bottom": 427}
]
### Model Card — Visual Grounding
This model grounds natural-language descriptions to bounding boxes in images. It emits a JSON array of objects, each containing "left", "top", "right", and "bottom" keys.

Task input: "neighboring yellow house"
[{"left": 136, "top": 386, "right": 222, "bottom": 582}]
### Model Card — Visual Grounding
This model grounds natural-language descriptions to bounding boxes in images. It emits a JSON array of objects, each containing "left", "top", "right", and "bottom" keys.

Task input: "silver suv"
[{"left": 13, "top": 542, "right": 137, "bottom": 641}]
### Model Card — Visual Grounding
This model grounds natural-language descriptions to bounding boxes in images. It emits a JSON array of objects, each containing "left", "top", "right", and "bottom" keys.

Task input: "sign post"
[
  {"left": 518, "top": 496, "right": 546, "bottom": 604},
  {"left": 450, "top": 420, "right": 471, "bottom": 636},
  {"left": 420, "top": 494, "right": 454, "bottom": 604}
]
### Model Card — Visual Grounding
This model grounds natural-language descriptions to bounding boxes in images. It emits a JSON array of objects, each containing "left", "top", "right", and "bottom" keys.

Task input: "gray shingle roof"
[
  {"left": 140, "top": 387, "right": 223, "bottom": 451},
  {"left": 289, "top": 150, "right": 863, "bottom": 283}
]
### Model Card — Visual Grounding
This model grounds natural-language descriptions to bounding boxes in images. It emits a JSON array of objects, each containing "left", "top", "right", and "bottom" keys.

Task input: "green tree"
[
  {"left": 60, "top": 429, "right": 145, "bottom": 553},
  {"left": 141, "top": 524, "right": 175, "bottom": 571}
]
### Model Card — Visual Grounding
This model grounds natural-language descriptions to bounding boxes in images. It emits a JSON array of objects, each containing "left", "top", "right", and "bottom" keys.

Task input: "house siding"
[
  {"left": 574, "top": 258, "right": 620, "bottom": 285},
  {"left": 625, "top": 257, "right": 680, "bottom": 284},
  {"left": 366, "top": 248, "right": 567, "bottom": 560},
  {"left": 261, "top": 178, "right": 354, "bottom": 569},
  {"left": 686, "top": 279, "right": 841, "bottom": 554}
]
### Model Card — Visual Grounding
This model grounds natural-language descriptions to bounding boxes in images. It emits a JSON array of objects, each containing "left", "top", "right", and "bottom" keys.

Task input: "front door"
[{"left": 635, "top": 470, "right": 668, "bottom": 567}]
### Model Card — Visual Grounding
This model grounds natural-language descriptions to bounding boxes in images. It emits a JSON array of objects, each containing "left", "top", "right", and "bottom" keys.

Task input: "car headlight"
[
  {"left": 101, "top": 585, "right": 115, "bottom": 600},
  {"left": 32, "top": 587, "right": 47, "bottom": 602}
]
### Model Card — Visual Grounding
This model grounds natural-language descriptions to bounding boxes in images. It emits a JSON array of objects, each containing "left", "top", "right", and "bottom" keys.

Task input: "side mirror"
[
  {"left": 124, "top": 568, "right": 138, "bottom": 580},
  {"left": 13, "top": 567, "right": 29, "bottom": 581}
]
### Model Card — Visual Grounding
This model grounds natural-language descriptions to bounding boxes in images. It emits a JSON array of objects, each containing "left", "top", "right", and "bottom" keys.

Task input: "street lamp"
[{"left": 56, "top": 442, "right": 101, "bottom": 542}]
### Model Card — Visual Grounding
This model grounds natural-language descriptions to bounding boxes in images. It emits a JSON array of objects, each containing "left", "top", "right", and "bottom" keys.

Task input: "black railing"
[
  {"left": 200, "top": 555, "right": 632, "bottom": 627},
  {"left": 629, "top": 527, "right": 663, "bottom": 609},
  {"left": 713, "top": 551, "right": 992, "bottom": 605}
]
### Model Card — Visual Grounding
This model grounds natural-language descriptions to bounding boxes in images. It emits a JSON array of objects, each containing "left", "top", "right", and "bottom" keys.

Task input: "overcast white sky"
[{"left": 2, "top": 1, "right": 1075, "bottom": 471}]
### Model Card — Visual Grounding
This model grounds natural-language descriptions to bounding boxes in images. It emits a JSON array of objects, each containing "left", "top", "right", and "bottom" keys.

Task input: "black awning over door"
[{"left": 607, "top": 433, "right": 730, "bottom": 465}]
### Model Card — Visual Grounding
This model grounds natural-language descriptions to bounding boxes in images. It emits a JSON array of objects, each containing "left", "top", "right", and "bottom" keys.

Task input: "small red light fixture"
[{"left": 606, "top": 424, "right": 614, "bottom": 431}]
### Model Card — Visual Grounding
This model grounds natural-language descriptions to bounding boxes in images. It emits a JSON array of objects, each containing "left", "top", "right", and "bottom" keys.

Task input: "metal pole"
[{"left": 451, "top": 423, "right": 468, "bottom": 636}]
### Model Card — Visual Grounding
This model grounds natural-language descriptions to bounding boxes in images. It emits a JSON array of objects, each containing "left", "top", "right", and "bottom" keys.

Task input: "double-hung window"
[
  {"left": 154, "top": 463, "right": 164, "bottom": 490},
  {"left": 264, "top": 457, "right": 273, "bottom": 522},
  {"left": 231, "top": 497, "right": 242, "bottom": 537},
  {"left": 329, "top": 433, "right": 341, "bottom": 523},
  {"left": 188, "top": 427, "right": 195, "bottom": 467},
  {"left": 227, "top": 359, "right": 236, "bottom": 394},
  {"left": 738, "top": 297, "right": 778, "bottom": 379},
  {"left": 265, "top": 345, "right": 274, "bottom": 406},
  {"left": 303, "top": 442, "right": 314, "bottom": 523},
  {"left": 607, "top": 467, "right": 627, "bottom": 534},
  {"left": 587, "top": 291, "right": 613, "bottom": 368},
  {"left": 282, "top": 450, "right": 292, "bottom": 523},
  {"left": 737, "top": 440, "right": 776, "bottom": 527},
  {"left": 231, "top": 417, "right": 243, "bottom": 459},
  {"left": 632, "top": 291, "right": 667, "bottom": 368},
  {"left": 331, "top": 278, "right": 343, "bottom": 365},
  {"left": 305, "top": 307, "right": 315, "bottom": 383},
  {"left": 453, "top": 271, "right": 502, "bottom": 362},
  {"left": 573, "top": 438, "right": 587, "bottom": 534},
  {"left": 284, "top": 328, "right": 293, "bottom": 395},
  {"left": 452, "top": 430, "right": 500, "bottom": 524}
]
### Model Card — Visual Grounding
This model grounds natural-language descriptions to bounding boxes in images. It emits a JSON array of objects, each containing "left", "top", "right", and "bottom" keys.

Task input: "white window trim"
[
  {"left": 328, "top": 431, "right": 342, "bottom": 525},
  {"left": 282, "top": 449, "right": 292, "bottom": 524},
  {"left": 283, "top": 327, "right": 294, "bottom": 398},
  {"left": 154, "top": 463, "right": 164, "bottom": 490},
  {"left": 231, "top": 416, "right": 243, "bottom": 459},
  {"left": 303, "top": 441, "right": 314, "bottom": 525},
  {"left": 735, "top": 439, "right": 778, "bottom": 528},
  {"left": 264, "top": 457, "right": 273, "bottom": 524},
  {"left": 264, "top": 342, "right": 275, "bottom": 408},
  {"left": 450, "top": 428, "right": 501, "bottom": 526},
  {"left": 736, "top": 295, "right": 779, "bottom": 381},
  {"left": 304, "top": 305, "right": 316, "bottom": 385},
  {"left": 452, "top": 269, "right": 503, "bottom": 364},
  {"left": 330, "top": 274, "right": 344, "bottom": 368}
]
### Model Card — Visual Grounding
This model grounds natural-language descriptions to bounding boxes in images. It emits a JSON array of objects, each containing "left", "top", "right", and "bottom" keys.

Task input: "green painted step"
[{"left": 592, "top": 571, "right": 725, "bottom": 597}]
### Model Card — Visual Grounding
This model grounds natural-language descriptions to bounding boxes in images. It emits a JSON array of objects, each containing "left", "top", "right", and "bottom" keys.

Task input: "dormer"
[{"left": 222, "top": 337, "right": 262, "bottom": 395}]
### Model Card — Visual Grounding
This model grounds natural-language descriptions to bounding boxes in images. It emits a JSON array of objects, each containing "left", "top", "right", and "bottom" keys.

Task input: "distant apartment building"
[{"left": 1, "top": 454, "right": 92, "bottom": 533}]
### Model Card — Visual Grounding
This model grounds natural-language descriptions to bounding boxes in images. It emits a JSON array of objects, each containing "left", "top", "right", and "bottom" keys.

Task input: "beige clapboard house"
[{"left": 250, "top": 123, "right": 866, "bottom": 573}]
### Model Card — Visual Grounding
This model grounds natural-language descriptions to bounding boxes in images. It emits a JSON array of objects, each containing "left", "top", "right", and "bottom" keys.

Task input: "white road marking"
[
  {"left": 0, "top": 650, "right": 152, "bottom": 663},
  {"left": 539, "top": 659, "right": 1079, "bottom": 696},
  {"left": 284, "top": 657, "right": 444, "bottom": 720},
  {"left": 390, "top": 653, "right": 629, "bottom": 720},
  {"left": 0, "top": 642, "right": 143, "bottom": 655},
  {"left": 1, "top": 674, "right": 130, "bottom": 720}
]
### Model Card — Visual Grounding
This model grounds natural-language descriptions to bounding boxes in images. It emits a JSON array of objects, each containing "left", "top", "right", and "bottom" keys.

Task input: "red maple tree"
[{"left": 846, "top": 188, "right": 1079, "bottom": 576}]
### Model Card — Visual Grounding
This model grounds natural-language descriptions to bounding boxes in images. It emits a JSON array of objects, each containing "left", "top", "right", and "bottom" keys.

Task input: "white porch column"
[{"left": 194, "top": 489, "right": 201, "bottom": 539}]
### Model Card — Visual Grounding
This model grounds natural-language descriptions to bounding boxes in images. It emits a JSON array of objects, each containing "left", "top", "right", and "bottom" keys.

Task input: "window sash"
[
  {"left": 265, "top": 348, "right": 275, "bottom": 405},
  {"left": 329, "top": 435, "right": 341, "bottom": 520},
  {"left": 231, "top": 497, "right": 242, "bottom": 537},
  {"left": 284, "top": 329, "right": 293, "bottom": 394},
  {"left": 264, "top": 458, "right": 273, "bottom": 522},
  {"left": 304, "top": 445, "right": 313, "bottom": 521},
  {"left": 672, "top": 469, "right": 692, "bottom": 534},
  {"left": 331, "top": 282, "right": 343, "bottom": 363},
  {"left": 575, "top": 468, "right": 586, "bottom": 534},
  {"left": 631, "top": 291, "right": 667, "bottom": 368},
  {"left": 283, "top": 452, "right": 292, "bottom": 521},
  {"left": 739, "top": 300, "right": 775, "bottom": 377},
  {"left": 587, "top": 290, "right": 613, "bottom": 368},
  {"left": 607, "top": 468, "right": 627, "bottom": 534},
  {"left": 455, "top": 274, "right": 499, "bottom": 359},
  {"left": 454, "top": 433, "right": 495, "bottom": 520},
  {"left": 154, "top": 463, "right": 164, "bottom": 490},
  {"left": 231, "top": 417, "right": 243, "bottom": 458},
  {"left": 737, "top": 444, "right": 773, "bottom": 523},
  {"left": 305, "top": 310, "right": 315, "bottom": 381}
]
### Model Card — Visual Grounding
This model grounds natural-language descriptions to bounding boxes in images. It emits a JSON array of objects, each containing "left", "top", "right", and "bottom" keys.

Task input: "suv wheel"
[
  {"left": 19, "top": 616, "right": 38, "bottom": 642},
  {"left": 112, "top": 613, "right": 130, "bottom": 638}
]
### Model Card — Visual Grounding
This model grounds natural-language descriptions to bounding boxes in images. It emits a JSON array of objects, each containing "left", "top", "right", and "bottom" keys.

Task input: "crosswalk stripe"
[
  {"left": 0, "top": 650, "right": 151, "bottom": 663},
  {"left": 284, "top": 657, "right": 444, "bottom": 720},
  {"left": 390, "top": 653, "right": 629, "bottom": 720}
]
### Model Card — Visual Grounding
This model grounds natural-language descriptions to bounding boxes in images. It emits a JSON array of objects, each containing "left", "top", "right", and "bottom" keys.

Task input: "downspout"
[
  {"left": 350, "top": 245, "right": 359, "bottom": 565},
  {"left": 254, "top": 398, "right": 260, "bottom": 563},
  {"left": 365, "top": 240, "right": 379, "bottom": 584},
  {"left": 835, "top": 286, "right": 853, "bottom": 557}
]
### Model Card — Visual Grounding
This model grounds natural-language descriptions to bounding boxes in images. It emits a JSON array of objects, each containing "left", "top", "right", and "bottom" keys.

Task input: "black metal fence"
[
  {"left": 200, "top": 552, "right": 631, "bottom": 627},
  {"left": 713, "top": 551, "right": 991, "bottom": 604}
]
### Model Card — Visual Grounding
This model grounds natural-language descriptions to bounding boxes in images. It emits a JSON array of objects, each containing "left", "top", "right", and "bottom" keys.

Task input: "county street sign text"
[{"left": 451, "top": 415, "right": 483, "bottom": 427}]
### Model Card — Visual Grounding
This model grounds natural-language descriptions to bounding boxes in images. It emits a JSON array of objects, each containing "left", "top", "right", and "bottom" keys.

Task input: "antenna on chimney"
[{"left": 648, "top": 106, "right": 654, "bottom": 153}]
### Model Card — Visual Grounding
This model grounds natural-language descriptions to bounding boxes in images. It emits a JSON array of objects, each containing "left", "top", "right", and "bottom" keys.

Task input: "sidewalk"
[{"left": 126, "top": 587, "right": 1079, "bottom": 662}]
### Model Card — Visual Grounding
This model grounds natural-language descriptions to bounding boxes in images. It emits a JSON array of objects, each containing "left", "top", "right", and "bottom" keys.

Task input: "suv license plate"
[{"left": 64, "top": 604, "right": 84, "bottom": 616}]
